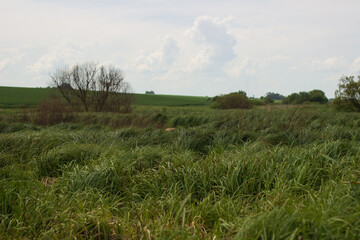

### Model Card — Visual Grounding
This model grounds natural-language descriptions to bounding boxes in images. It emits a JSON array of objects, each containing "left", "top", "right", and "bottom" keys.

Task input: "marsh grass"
[{"left": 1, "top": 105, "right": 360, "bottom": 239}]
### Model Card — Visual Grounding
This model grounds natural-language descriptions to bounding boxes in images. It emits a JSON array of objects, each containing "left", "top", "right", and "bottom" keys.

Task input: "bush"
[
  {"left": 35, "top": 97, "right": 74, "bottom": 125},
  {"left": 332, "top": 97, "right": 358, "bottom": 112},
  {"left": 333, "top": 74, "right": 360, "bottom": 111},
  {"left": 215, "top": 93, "right": 252, "bottom": 109},
  {"left": 264, "top": 97, "right": 274, "bottom": 104},
  {"left": 250, "top": 98, "right": 265, "bottom": 106},
  {"left": 265, "top": 92, "right": 284, "bottom": 100},
  {"left": 283, "top": 90, "right": 328, "bottom": 104},
  {"left": 103, "top": 92, "right": 133, "bottom": 113},
  {"left": 309, "top": 90, "right": 328, "bottom": 104}
]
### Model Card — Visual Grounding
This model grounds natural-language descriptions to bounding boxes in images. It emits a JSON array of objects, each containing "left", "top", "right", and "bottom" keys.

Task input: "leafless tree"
[
  {"left": 105, "top": 82, "right": 133, "bottom": 113},
  {"left": 94, "top": 65, "right": 126, "bottom": 112},
  {"left": 50, "top": 67, "right": 73, "bottom": 106},
  {"left": 50, "top": 62, "right": 132, "bottom": 112}
]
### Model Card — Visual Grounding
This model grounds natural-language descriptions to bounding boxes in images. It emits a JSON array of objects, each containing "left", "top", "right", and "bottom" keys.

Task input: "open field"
[
  {"left": 133, "top": 93, "right": 210, "bottom": 106},
  {"left": 1, "top": 105, "right": 360, "bottom": 239},
  {"left": 0, "top": 87, "right": 56, "bottom": 108},
  {"left": 0, "top": 86, "right": 210, "bottom": 108}
]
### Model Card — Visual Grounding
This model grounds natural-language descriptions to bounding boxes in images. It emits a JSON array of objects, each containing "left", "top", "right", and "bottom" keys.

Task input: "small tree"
[
  {"left": 104, "top": 82, "right": 133, "bottom": 113},
  {"left": 283, "top": 90, "right": 327, "bottom": 104},
  {"left": 265, "top": 92, "right": 284, "bottom": 100},
  {"left": 308, "top": 90, "right": 328, "bottom": 104},
  {"left": 51, "top": 63, "right": 132, "bottom": 112},
  {"left": 264, "top": 96, "right": 274, "bottom": 104},
  {"left": 215, "top": 92, "right": 252, "bottom": 109},
  {"left": 51, "top": 63, "right": 97, "bottom": 111},
  {"left": 334, "top": 75, "right": 360, "bottom": 111},
  {"left": 94, "top": 65, "right": 127, "bottom": 112}
]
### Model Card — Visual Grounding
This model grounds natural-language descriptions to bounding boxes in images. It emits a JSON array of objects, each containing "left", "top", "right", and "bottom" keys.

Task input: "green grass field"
[
  {"left": 1, "top": 105, "right": 360, "bottom": 239},
  {"left": 0, "top": 86, "right": 56, "bottom": 108},
  {"left": 0, "top": 86, "right": 210, "bottom": 108},
  {"left": 133, "top": 93, "right": 209, "bottom": 106}
]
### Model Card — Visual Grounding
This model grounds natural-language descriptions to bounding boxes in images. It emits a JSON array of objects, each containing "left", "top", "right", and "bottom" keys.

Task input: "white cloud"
[
  {"left": 161, "top": 37, "right": 180, "bottom": 65},
  {"left": 0, "top": 53, "right": 25, "bottom": 71},
  {"left": 350, "top": 57, "right": 360, "bottom": 74},
  {"left": 130, "top": 36, "right": 180, "bottom": 73},
  {"left": 186, "top": 46, "right": 214, "bottom": 71},
  {"left": 129, "top": 15, "right": 236, "bottom": 77},
  {"left": 2, "top": 0, "right": 360, "bottom": 97},
  {"left": 185, "top": 15, "right": 236, "bottom": 71},
  {"left": 311, "top": 57, "right": 348, "bottom": 72},
  {"left": 25, "top": 40, "right": 97, "bottom": 74},
  {"left": 225, "top": 57, "right": 257, "bottom": 78}
]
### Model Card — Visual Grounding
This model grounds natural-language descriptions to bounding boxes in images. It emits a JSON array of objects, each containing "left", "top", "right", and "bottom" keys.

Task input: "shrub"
[
  {"left": 250, "top": 98, "right": 265, "bottom": 106},
  {"left": 333, "top": 74, "right": 360, "bottom": 111},
  {"left": 103, "top": 92, "right": 133, "bottom": 113},
  {"left": 265, "top": 92, "right": 284, "bottom": 100},
  {"left": 283, "top": 90, "right": 328, "bottom": 104},
  {"left": 215, "top": 93, "right": 252, "bottom": 109},
  {"left": 309, "top": 89, "right": 328, "bottom": 104},
  {"left": 35, "top": 96, "right": 74, "bottom": 125},
  {"left": 264, "top": 97, "right": 274, "bottom": 104},
  {"left": 332, "top": 97, "right": 357, "bottom": 112}
]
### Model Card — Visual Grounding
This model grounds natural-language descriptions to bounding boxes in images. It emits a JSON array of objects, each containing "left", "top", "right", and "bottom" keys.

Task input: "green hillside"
[
  {"left": 0, "top": 86, "right": 210, "bottom": 108},
  {"left": 0, "top": 87, "right": 55, "bottom": 108},
  {"left": 133, "top": 93, "right": 209, "bottom": 106}
]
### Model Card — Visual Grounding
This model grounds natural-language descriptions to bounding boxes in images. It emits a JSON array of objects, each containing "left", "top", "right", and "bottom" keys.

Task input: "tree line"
[
  {"left": 210, "top": 89, "right": 328, "bottom": 109},
  {"left": 49, "top": 62, "right": 360, "bottom": 112}
]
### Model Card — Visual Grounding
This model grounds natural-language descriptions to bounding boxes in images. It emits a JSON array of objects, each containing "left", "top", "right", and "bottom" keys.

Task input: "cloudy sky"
[{"left": 1, "top": 0, "right": 360, "bottom": 97}]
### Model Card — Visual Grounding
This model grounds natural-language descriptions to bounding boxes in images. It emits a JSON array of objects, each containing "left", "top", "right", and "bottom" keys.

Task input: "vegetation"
[
  {"left": 263, "top": 96, "right": 274, "bottom": 104},
  {"left": 333, "top": 74, "right": 360, "bottom": 111},
  {"left": 0, "top": 86, "right": 210, "bottom": 108},
  {"left": 1, "top": 72, "right": 359, "bottom": 238},
  {"left": 263, "top": 92, "right": 284, "bottom": 100},
  {"left": 211, "top": 91, "right": 252, "bottom": 109},
  {"left": 51, "top": 63, "right": 132, "bottom": 112},
  {"left": 133, "top": 93, "right": 210, "bottom": 107},
  {"left": 283, "top": 89, "right": 328, "bottom": 104},
  {"left": 1, "top": 104, "right": 360, "bottom": 239},
  {"left": 0, "top": 86, "right": 56, "bottom": 108},
  {"left": 259, "top": 96, "right": 274, "bottom": 104}
]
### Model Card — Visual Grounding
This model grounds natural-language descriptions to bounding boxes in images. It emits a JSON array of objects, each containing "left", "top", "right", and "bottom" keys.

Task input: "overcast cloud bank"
[{"left": 1, "top": 0, "right": 360, "bottom": 97}]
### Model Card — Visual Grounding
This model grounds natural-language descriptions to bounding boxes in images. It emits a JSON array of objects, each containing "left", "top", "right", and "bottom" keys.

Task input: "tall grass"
[{"left": 1, "top": 106, "right": 360, "bottom": 239}]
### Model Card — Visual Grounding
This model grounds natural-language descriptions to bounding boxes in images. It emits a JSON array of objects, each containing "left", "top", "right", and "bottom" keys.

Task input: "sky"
[{"left": 1, "top": 0, "right": 360, "bottom": 98}]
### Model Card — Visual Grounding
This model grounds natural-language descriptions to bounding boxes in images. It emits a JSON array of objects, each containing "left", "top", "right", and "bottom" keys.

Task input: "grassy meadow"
[
  {"left": 1, "top": 103, "right": 360, "bottom": 239},
  {"left": 0, "top": 86, "right": 210, "bottom": 108},
  {"left": 0, "top": 87, "right": 56, "bottom": 108}
]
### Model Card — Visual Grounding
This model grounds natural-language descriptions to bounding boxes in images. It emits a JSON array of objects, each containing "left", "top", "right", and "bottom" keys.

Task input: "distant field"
[
  {"left": 133, "top": 93, "right": 209, "bottom": 106},
  {"left": 0, "top": 86, "right": 210, "bottom": 108},
  {"left": 0, "top": 87, "right": 55, "bottom": 108}
]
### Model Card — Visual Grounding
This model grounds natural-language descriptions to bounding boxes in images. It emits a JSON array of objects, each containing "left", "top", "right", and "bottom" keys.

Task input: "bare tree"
[
  {"left": 51, "top": 62, "right": 132, "bottom": 112},
  {"left": 105, "top": 82, "right": 133, "bottom": 113},
  {"left": 50, "top": 67, "right": 72, "bottom": 106},
  {"left": 94, "top": 65, "right": 126, "bottom": 112},
  {"left": 71, "top": 63, "right": 97, "bottom": 111}
]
